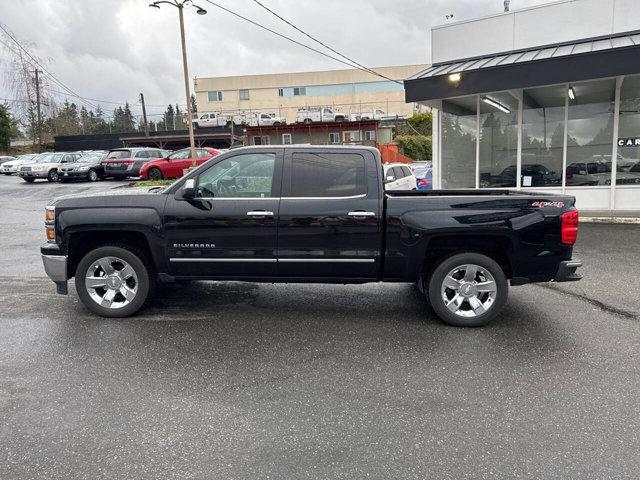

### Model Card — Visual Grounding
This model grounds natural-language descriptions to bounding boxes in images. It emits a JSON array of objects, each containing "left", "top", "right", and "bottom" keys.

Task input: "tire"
[
  {"left": 3, "top": 173, "right": 11, "bottom": 176},
  {"left": 426, "top": 252, "right": 508, "bottom": 327},
  {"left": 303, "top": 118, "right": 312, "bottom": 124},
  {"left": 272, "top": 121, "right": 281, "bottom": 126},
  {"left": 23, "top": 177, "right": 35, "bottom": 183},
  {"left": 148, "top": 167, "right": 163, "bottom": 181},
  {"left": 75, "top": 244, "right": 156, "bottom": 318},
  {"left": 47, "top": 170, "right": 59, "bottom": 182},
  {"left": 88, "top": 169, "right": 98, "bottom": 182},
  {"left": 335, "top": 116, "right": 345, "bottom": 122}
]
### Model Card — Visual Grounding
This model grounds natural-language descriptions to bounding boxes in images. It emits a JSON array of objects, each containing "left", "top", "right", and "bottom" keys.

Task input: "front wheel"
[
  {"left": 47, "top": 170, "right": 59, "bottom": 182},
  {"left": 426, "top": 252, "right": 508, "bottom": 327},
  {"left": 88, "top": 169, "right": 98, "bottom": 182},
  {"left": 148, "top": 167, "right": 163, "bottom": 181},
  {"left": 75, "top": 245, "right": 155, "bottom": 318}
]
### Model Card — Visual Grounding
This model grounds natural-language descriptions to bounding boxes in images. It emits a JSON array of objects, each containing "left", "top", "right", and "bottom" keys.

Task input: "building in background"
[
  {"left": 194, "top": 64, "right": 429, "bottom": 124},
  {"left": 405, "top": 0, "right": 640, "bottom": 212},
  {"left": 245, "top": 119, "right": 392, "bottom": 147}
]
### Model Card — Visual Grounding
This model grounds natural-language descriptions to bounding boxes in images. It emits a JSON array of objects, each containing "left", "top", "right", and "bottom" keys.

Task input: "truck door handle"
[
  {"left": 247, "top": 210, "right": 274, "bottom": 217},
  {"left": 348, "top": 211, "right": 376, "bottom": 217}
]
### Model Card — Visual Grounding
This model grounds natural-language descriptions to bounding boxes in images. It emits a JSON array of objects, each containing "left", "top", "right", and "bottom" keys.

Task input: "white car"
[
  {"left": 2, "top": 153, "right": 37, "bottom": 175},
  {"left": 18, "top": 152, "right": 83, "bottom": 183},
  {"left": 350, "top": 108, "right": 397, "bottom": 121},
  {"left": 246, "top": 112, "right": 286, "bottom": 127},
  {"left": 383, "top": 163, "right": 417, "bottom": 190},
  {"left": 296, "top": 106, "right": 346, "bottom": 124}
]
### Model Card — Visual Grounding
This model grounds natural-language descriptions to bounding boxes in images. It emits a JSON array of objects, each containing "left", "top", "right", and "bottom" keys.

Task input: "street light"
[{"left": 149, "top": 0, "right": 207, "bottom": 167}]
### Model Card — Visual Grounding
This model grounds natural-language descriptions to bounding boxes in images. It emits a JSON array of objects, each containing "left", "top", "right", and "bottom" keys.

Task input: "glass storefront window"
[
  {"left": 441, "top": 96, "right": 477, "bottom": 188},
  {"left": 479, "top": 91, "right": 519, "bottom": 188},
  {"left": 566, "top": 79, "right": 616, "bottom": 186},
  {"left": 618, "top": 76, "right": 640, "bottom": 185},
  {"left": 521, "top": 85, "right": 565, "bottom": 187}
]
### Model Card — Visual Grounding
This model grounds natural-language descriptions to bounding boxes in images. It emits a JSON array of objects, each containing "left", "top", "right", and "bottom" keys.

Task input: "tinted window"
[
  {"left": 392, "top": 167, "right": 405, "bottom": 179},
  {"left": 196, "top": 153, "right": 275, "bottom": 198},
  {"left": 288, "top": 152, "right": 365, "bottom": 198},
  {"left": 106, "top": 150, "right": 132, "bottom": 160},
  {"left": 135, "top": 151, "right": 149, "bottom": 158},
  {"left": 169, "top": 150, "right": 190, "bottom": 160}
]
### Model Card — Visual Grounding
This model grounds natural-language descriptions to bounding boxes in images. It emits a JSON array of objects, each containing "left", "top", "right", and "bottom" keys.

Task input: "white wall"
[{"left": 432, "top": 0, "right": 640, "bottom": 64}]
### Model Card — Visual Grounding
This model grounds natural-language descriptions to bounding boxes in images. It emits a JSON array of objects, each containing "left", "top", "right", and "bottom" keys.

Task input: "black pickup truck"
[{"left": 41, "top": 146, "right": 582, "bottom": 327}]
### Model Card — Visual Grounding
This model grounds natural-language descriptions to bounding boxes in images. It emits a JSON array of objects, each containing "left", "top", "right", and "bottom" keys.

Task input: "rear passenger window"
[
  {"left": 135, "top": 151, "right": 148, "bottom": 158},
  {"left": 392, "top": 167, "right": 405, "bottom": 179},
  {"left": 288, "top": 152, "right": 366, "bottom": 198}
]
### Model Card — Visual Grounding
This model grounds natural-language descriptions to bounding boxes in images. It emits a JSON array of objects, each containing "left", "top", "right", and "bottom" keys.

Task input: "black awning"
[{"left": 405, "top": 30, "right": 640, "bottom": 102}]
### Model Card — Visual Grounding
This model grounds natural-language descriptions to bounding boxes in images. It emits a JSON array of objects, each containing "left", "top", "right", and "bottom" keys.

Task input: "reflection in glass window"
[
  {"left": 479, "top": 92, "right": 519, "bottom": 188},
  {"left": 288, "top": 152, "right": 365, "bottom": 197},
  {"left": 441, "top": 96, "right": 477, "bottom": 188},
  {"left": 617, "top": 76, "right": 640, "bottom": 185},
  {"left": 196, "top": 153, "right": 275, "bottom": 198},
  {"left": 566, "top": 79, "right": 615, "bottom": 186},
  {"left": 520, "top": 85, "right": 565, "bottom": 187}
]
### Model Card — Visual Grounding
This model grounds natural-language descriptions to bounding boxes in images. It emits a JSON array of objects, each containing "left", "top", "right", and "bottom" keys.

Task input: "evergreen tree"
[
  {"left": 163, "top": 104, "right": 175, "bottom": 130},
  {"left": 0, "top": 104, "right": 17, "bottom": 151},
  {"left": 190, "top": 94, "right": 197, "bottom": 114}
]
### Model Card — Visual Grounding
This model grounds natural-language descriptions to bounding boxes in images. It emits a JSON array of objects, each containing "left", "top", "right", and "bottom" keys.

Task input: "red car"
[{"left": 139, "top": 147, "right": 221, "bottom": 180}]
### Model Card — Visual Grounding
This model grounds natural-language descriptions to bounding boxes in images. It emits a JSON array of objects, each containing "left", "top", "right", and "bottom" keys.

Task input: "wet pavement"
[{"left": 0, "top": 174, "right": 638, "bottom": 479}]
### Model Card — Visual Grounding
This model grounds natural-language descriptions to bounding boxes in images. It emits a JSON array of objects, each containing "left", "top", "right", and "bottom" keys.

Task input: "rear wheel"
[
  {"left": 75, "top": 245, "right": 155, "bottom": 318},
  {"left": 47, "top": 170, "right": 59, "bottom": 182},
  {"left": 335, "top": 116, "right": 345, "bottom": 122},
  {"left": 148, "top": 167, "right": 163, "bottom": 181},
  {"left": 88, "top": 169, "right": 98, "bottom": 182},
  {"left": 426, "top": 252, "right": 508, "bottom": 327},
  {"left": 303, "top": 118, "right": 312, "bottom": 124}
]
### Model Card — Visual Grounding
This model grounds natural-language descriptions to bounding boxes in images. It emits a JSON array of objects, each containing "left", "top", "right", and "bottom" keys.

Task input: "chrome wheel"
[
  {"left": 85, "top": 256, "right": 138, "bottom": 309},
  {"left": 441, "top": 264, "right": 497, "bottom": 318},
  {"left": 88, "top": 169, "right": 98, "bottom": 181}
]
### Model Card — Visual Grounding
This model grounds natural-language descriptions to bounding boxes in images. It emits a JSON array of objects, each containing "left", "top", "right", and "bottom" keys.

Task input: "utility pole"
[
  {"left": 140, "top": 93, "right": 149, "bottom": 136},
  {"left": 178, "top": 4, "right": 197, "bottom": 165},
  {"left": 34, "top": 69, "right": 42, "bottom": 152}
]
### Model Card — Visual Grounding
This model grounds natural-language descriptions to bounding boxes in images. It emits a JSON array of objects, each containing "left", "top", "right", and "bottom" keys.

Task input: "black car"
[
  {"left": 41, "top": 146, "right": 582, "bottom": 327},
  {"left": 59, "top": 152, "right": 107, "bottom": 182},
  {"left": 481, "top": 164, "right": 561, "bottom": 187}
]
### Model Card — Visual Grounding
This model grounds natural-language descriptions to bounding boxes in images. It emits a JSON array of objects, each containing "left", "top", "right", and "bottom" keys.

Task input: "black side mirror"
[{"left": 182, "top": 178, "right": 196, "bottom": 199}]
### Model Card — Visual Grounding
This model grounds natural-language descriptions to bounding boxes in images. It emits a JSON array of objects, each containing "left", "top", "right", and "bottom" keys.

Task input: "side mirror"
[{"left": 182, "top": 178, "right": 196, "bottom": 199}]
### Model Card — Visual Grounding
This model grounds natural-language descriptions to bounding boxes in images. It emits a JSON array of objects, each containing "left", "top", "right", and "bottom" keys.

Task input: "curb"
[{"left": 580, "top": 217, "right": 640, "bottom": 224}]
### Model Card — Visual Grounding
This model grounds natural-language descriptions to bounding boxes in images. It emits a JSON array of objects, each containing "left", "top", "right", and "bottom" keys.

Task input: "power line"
[
  {"left": 250, "top": 0, "right": 402, "bottom": 84},
  {"left": 0, "top": 22, "right": 98, "bottom": 110},
  {"left": 201, "top": 0, "right": 398, "bottom": 82}
]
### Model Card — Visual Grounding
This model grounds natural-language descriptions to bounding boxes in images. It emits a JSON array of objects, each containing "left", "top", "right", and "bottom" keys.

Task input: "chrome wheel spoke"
[
  {"left": 85, "top": 276, "right": 107, "bottom": 289},
  {"left": 119, "top": 264, "right": 135, "bottom": 280},
  {"left": 98, "top": 257, "right": 115, "bottom": 275},
  {"left": 443, "top": 275, "right": 461, "bottom": 291},
  {"left": 468, "top": 296, "right": 486, "bottom": 315},
  {"left": 463, "top": 265, "right": 477, "bottom": 282},
  {"left": 445, "top": 294, "right": 462, "bottom": 313},
  {"left": 476, "top": 280, "right": 496, "bottom": 293},
  {"left": 119, "top": 286, "right": 136, "bottom": 301},
  {"left": 101, "top": 288, "right": 116, "bottom": 307}
]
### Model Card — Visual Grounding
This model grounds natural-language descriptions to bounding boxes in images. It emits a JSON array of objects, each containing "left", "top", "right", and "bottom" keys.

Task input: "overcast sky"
[{"left": 0, "top": 0, "right": 551, "bottom": 121}]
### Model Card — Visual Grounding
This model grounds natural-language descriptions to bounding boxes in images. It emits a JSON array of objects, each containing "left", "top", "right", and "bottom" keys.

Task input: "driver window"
[
  {"left": 170, "top": 150, "right": 191, "bottom": 160},
  {"left": 196, "top": 153, "right": 276, "bottom": 198}
]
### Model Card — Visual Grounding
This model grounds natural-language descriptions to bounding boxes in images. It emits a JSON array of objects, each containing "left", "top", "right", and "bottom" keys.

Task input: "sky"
[{"left": 0, "top": 0, "right": 552, "bottom": 122}]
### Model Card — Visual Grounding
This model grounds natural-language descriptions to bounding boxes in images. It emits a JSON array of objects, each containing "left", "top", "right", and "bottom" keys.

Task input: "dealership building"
[{"left": 405, "top": 0, "right": 640, "bottom": 212}]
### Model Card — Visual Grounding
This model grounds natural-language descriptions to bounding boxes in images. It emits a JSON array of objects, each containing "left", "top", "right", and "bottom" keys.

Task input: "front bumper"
[
  {"left": 554, "top": 259, "right": 583, "bottom": 282},
  {"left": 41, "top": 243, "right": 68, "bottom": 294},
  {"left": 19, "top": 171, "right": 47, "bottom": 179}
]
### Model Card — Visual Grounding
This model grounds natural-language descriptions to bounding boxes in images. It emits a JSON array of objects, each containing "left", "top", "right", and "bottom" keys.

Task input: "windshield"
[
  {"left": 35, "top": 153, "right": 63, "bottom": 164},
  {"left": 106, "top": 150, "right": 132, "bottom": 160}
]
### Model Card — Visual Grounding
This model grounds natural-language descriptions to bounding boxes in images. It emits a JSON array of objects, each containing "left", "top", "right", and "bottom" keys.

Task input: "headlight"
[{"left": 77, "top": 165, "right": 90, "bottom": 172}]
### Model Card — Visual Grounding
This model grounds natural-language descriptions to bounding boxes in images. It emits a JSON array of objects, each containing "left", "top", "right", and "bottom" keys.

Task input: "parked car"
[
  {"left": 409, "top": 161, "right": 433, "bottom": 190},
  {"left": 0, "top": 155, "right": 17, "bottom": 165},
  {"left": 41, "top": 145, "right": 582, "bottom": 327},
  {"left": 101, "top": 148, "right": 167, "bottom": 180},
  {"left": 2, "top": 153, "right": 36, "bottom": 175},
  {"left": 19, "top": 152, "right": 83, "bottom": 183},
  {"left": 566, "top": 161, "right": 640, "bottom": 186},
  {"left": 383, "top": 163, "right": 417, "bottom": 190},
  {"left": 482, "top": 164, "right": 562, "bottom": 188},
  {"left": 296, "top": 106, "right": 346, "bottom": 124},
  {"left": 59, "top": 152, "right": 108, "bottom": 182},
  {"left": 139, "top": 147, "right": 221, "bottom": 180}
]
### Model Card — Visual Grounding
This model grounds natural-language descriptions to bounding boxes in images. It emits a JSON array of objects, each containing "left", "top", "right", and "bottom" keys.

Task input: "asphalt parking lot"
[{"left": 0, "top": 174, "right": 639, "bottom": 479}]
